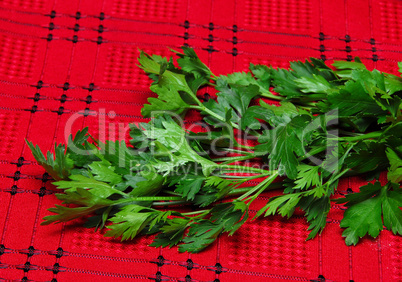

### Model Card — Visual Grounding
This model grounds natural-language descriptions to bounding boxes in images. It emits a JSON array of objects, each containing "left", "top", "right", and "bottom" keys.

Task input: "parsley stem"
[
  {"left": 162, "top": 190, "right": 183, "bottom": 196},
  {"left": 235, "top": 143, "right": 254, "bottom": 150},
  {"left": 213, "top": 154, "right": 257, "bottom": 164},
  {"left": 152, "top": 200, "right": 189, "bottom": 206},
  {"left": 216, "top": 174, "right": 249, "bottom": 179},
  {"left": 340, "top": 131, "right": 382, "bottom": 142},
  {"left": 218, "top": 148, "right": 254, "bottom": 155},
  {"left": 119, "top": 196, "right": 184, "bottom": 203},
  {"left": 260, "top": 91, "right": 285, "bottom": 101},
  {"left": 218, "top": 164, "right": 269, "bottom": 174},
  {"left": 183, "top": 210, "right": 209, "bottom": 216},
  {"left": 190, "top": 105, "right": 241, "bottom": 130},
  {"left": 298, "top": 146, "right": 331, "bottom": 161},
  {"left": 237, "top": 171, "right": 279, "bottom": 201}
]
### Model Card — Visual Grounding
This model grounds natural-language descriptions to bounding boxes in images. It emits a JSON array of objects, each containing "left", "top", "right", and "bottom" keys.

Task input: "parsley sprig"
[{"left": 27, "top": 48, "right": 402, "bottom": 252}]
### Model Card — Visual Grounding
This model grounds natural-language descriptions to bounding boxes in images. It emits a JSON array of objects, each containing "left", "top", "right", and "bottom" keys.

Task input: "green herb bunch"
[{"left": 27, "top": 47, "right": 402, "bottom": 252}]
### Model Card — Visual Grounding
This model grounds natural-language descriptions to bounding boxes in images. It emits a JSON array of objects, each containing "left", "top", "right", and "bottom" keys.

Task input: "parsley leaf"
[
  {"left": 179, "top": 201, "right": 248, "bottom": 252},
  {"left": 169, "top": 174, "right": 205, "bottom": 201},
  {"left": 26, "top": 128, "right": 90, "bottom": 180},
  {"left": 42, "top": 188, "right": 114, "bottom": 225},
  {"left": 105, "top": 205, "right": 157, "bottom": 240},
  {"left": 88, "top": 160, "right": 123, "bottom": 185},
  {"left": 270, "top": 58, "right": 337, "bottom": 99},
  {"left": 150, "top": 217, "right": 189, "bottom": 248},
  {"left": 256, "top": 114, "right": 312, "bottom": 179},
  {"left": 300, "top": 195, "right": 331, "bottom": 240},
  {"left": 173, "top": 47, "right": 212, "bottom": 79},
  {"left": 386, "top": 148, "right": 402, "bottom": 183},
  {"left": 142, "top": 115, "right": 217, "bottom": 176},
  {"left": 255, "top": 193, "right": 302, "bottom": 218},
  {"left": 138, "top": 50, "right": 199, "bottom": 117},
  {"left": 53, "top": 174, "right": 126, "bottom": 198},
  {"left": 336, "top": 182, "right": 402, "bottom": 245},
  {"left": 293, "top": 165, "right": 321, "bottom": 190},
  {"left": 202, "top": 79, "right": 260, "bottom": 127}
]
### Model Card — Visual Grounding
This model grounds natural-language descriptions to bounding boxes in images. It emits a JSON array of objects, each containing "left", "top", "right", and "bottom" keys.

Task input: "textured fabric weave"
[{"left": 0, "top": 0, "right": 401, "bottom": 281}]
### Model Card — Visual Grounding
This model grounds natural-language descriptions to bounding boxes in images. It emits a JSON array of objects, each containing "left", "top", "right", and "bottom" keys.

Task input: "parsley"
[{"left": 27, "top": 47, "right": 402, "bottom": 252}]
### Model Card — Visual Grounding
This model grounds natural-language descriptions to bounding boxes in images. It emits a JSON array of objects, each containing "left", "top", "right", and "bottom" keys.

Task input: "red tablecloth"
[{"left": 0, "top": 0, "right": 401, "bottom": 281}]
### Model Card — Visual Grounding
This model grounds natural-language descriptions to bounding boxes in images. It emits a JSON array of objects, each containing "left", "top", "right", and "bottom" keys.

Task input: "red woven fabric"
[{"left": 0, "top": 0, "right": 401, "bottom": 281}]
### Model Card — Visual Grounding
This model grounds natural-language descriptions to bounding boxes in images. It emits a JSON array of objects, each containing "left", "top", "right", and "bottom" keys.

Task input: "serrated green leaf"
[
  {"left": 83, "top": 206, "right": 113, "bottom": 231},
  {"left": 249, "top": 63, "right": 271, "bottom": 91},
  {"left": 171, "top": 175, "right": 205, "bottom": 201},
  {"left": 270, "top": 59, "right": 337, "bottom": 99},
  {"left": 142, "top": 84, "right": 191, "bottom": 117},
  {"left": 255, "top": 193, "right": 302, "bottom": 218},
  {"left": 42, "top": 188, "right": 114, "bottom": 225},
  {"left": 256, "top": 114, "right": 311, "bottom": 179},
  {"left": 26, "top": 141, "right": 74, "bottom": 181},
  {"left": 294, "top": 165, "right": 321, "bottom": 190},
  {"left": 338, "top": 182, "right": 402, "bottom": 245},
  {"left": 219, "top": 64, "right": 271, "bottom": 94},
  {"left": 173, "top": 47, "right": 212, "bottom": 78},
  {"left": 143, "top": 116, "right": 216, "bottom": 176},
  {"left": 53, "top": 174, "right": 125, "bottom": 198},
  {"left": 137, "top": 51, "right": 165, "bottom": 74},
  {"left": 324, "top": 81, "right": 386, "bottom": 117},
  {"left": 88, "top": 160, "right": 123, "bottom": 185},
  {"left": 332, "top": 58, "right": 366, "bottom": 78},
  {"left": 334, "top": 182, "right": 383, "bottom": 205},
  {"left": 241, "top": 105, "right": 273, "bottom": 130},
  {"left": 341, "top": 196, "right": 383, "bottom": 245},
  {"left": 138, "top": 50, "right": 198, "bottom": 117},
  {"left": 204, "top": 176, "right": 236, "bottom": 200},
  {"left": 297, "top": 195, "right": 331, "bottom": 240},
  {"left": 259, "top": 101, "right": 300, "bottom": 125},
  {"left": 295, "top": 74, "right": 331, "bottom": 93},
  {"left": 381, "top": 187, "right": 402, "bottom": 235},
  {"left": 150, "top": 217, "right": 189, "bottom": 248},
  {"left": 43, "top": 205, "right": 100, "bottom": 225},
  {"left": 219, "top": 71, "right": 255, "bottom": 86},
  {"left": 192, "top": 176, "right": 235, "bottom": 207},
  {"left": 386, "top": 148, "right": 402, "bottom": 183},
  {"left": 179, "top": 220, "right": 222, "bottom": 253},
  {"left": 345, "top": 141, "right": 388, "bottom": 174},
  {"left": 384, "top": 74, "right": 402, "bottom": 95},
  {"left": 127, "top": 171, "right": 164, "bottom": 197},
  {"left": 203, "top": 79, "right": 261, "bottom": 127},
  {"left": 129, "top": 123, "right": 151, "bottom": 149},
  {"left": 179, "top": 201, "right": 247, "bottom": 252},
  {"left": 105, "top": 205, "right": 157, "bottom": 240}
]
